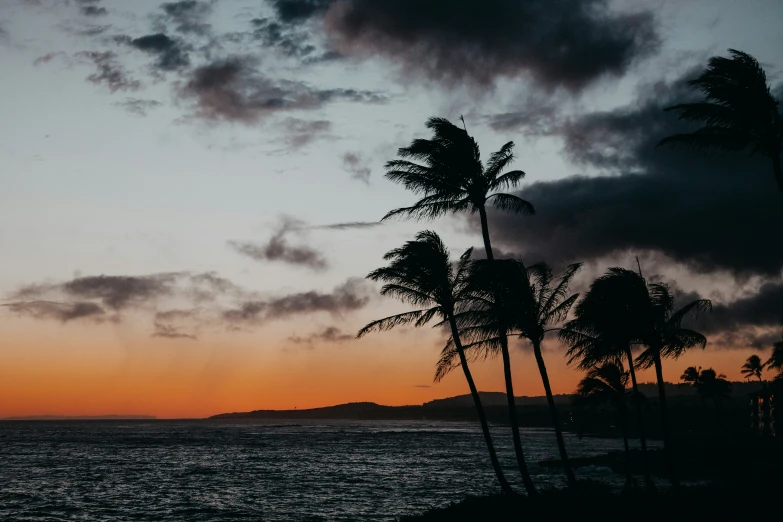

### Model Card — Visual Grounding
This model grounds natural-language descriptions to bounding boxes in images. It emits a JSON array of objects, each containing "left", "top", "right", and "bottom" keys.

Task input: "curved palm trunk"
[
  {"left": 449, "top": 318, "right": 514, "bottom": 495},
  {"left": 500, "top": 336, "right": 537, "bottom": 495},
  {"left": 477, "top": 205, "right": 494, "bottom": 261},
  {"left": 625, "top": 347, "right": 652, "bottom": 489},
  {"left": 652, "top": 350, "right": 679, "bottom": 489},
  {"left": 772, "top": 152, "right": 783, "bottom": 195},
  {"left": 532, "top": 340, "right": 577, "bottom": 488}
]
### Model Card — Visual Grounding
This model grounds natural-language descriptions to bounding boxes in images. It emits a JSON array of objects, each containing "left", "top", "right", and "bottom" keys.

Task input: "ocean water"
[{"left": 0, "top": 420, "right": 655, "bottom": 521}]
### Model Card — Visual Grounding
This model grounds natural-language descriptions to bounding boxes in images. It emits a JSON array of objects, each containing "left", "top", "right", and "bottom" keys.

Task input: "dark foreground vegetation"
[{"left": 399, "top": 481, "right": 777, "bottom": 522}]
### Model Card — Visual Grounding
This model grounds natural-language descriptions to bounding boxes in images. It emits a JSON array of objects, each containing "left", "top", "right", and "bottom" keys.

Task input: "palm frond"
[
  {"left": 357, "top": 310, "right": 426, "bottom": 338},
  {"left": 488, "top": 193, "right": 535, "bottom": 215}
]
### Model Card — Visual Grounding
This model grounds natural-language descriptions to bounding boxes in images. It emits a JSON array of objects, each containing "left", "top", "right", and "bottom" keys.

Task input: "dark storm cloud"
[
  {"left": 485, "top": 73, "right": 783, "bottom": 279},
  {"left": 4, "top": 300, "right": 106, "bottom": 323},
  {"left": 342, "top": 152, "right": 370, "bottom": 183},
  {"left": 152, "top": 322, "right": 197, "bottom": 340},
  {"left": 160, "top": 1, "right": 213, "bottom": 36},
  {"left": 76, "top": 51, "right": 141, "bottom": 92},
  {"left": 702, "top": 282, "right": 783, "bottom": 336},
  {"left": 115, "top": 98, "right": 163, "bottom": 116},
  {"left": 323, "top": 0, "right": 659, "bottom": 90},
  {"left": 126, "top": 33, "right": 190, "bottom": 71},
  {"left": 178, "top": 56, "right": 385, "bottom": 123},
  {"left": 269, "top": 0, "right": 334, "bottom": 23},
  {"left": 223, "top": 278, "right": 371, "bottom": 324},
  {"left": 288, "top": 325, "right": 353, "bottom": 345},
  {"left": 228, "top": 218, "right": 328, "bottom": 271}
]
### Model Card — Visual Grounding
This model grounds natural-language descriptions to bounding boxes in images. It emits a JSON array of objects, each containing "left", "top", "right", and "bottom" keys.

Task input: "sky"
[{"left": 1, "top": 0, "right": 781, "bottom": 418}]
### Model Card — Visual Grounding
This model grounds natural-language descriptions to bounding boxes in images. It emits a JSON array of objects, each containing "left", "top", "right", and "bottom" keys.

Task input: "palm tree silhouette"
[
  {"left": 438, "top": 259, "right": 539, "bottom": 494},
  {"left": 659, "top": 49, "right": 783, "bottom": 195},
  {"left": 559, "top": 268, "right": 654, "bottom": 489},
  {"left": 382, "top": 117, "right": 534, "bottom": 260},
  {"left": 634, "top": 280, "right": 712, "bottom": 488},
  {"left": 741, "top": 355, "right": 766, "bottom": 382},
  {"left": 515, "top": 261, "right": 582, "bottom": 488},
  {"left": 767, "top": 332, "right": 783, "bottom": 380},
  {"left": 696, "top": 368, "right": 732, "bottom": 412},
  {"left": 680, "top": 366, "right": 701, "bottom": 386},
  {"left": 356, "top": 231, "right": 515, "bottom": 495},
  {"left": 573, "top": 362, "right": 634, "bottom": 489}
]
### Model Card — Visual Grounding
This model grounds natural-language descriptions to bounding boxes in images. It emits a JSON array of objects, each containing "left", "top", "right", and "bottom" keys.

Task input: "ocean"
[{"left": 0, "top": 420, "right": 653, "bottom": 521}]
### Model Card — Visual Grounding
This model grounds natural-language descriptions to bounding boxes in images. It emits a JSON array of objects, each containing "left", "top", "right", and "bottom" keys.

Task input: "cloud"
[
  {"left": 75, "top": 51, "right": 141, "bottom": 92},
  {"left": 414, "top": 385, "right": 431, "bottom": 389},
  {"left": 4, "top": 300, "right": 106, "bottom": 323},
  {"left": 312, "top": 221, "right": 381, "bottom": 230},
  {"left": 342, "top": 152, "right": 370, "bottom": 183},
  {"left": 250, "top": 17, "right": 316, "bottom": 58},
  {"left": 288, "top": 325, "right": 353, "bottom": 345},
  {"left": 125, "top": 33, "right": 191, "bottom": 72},
  {"left": 115, "top": 98, "right": 163, "bottom": 116},
  {"left": 270, "top": 0, "right": 334, "bottom": 23},
  {"left": 160, "top": 1, "right": 213, "bottom": 36},
  {"left": 699, "top": 281, "right": 783, "bottom": 341},
  {"left": 223, "top": 277, "right": 371, "bottom": 324},
  {"left": 152, "top": 322, "right": 197, "bottom": 340},
  {"left": 228, "top": 217, "right": 328, "bottom": 270},
  {"left": 484, "top": 73, "right": 783, "bottom": 279},
  {"left": 177, "top": 56, "right": 385, "bottom": 123},
  {"left": 322, "top": 0, "right": 659, "bottom": 90},
  {"left": 280, "top": 117, "right": 332, "bottom": 148},
  {"left": 77, "top": 0, "right": 106, "bottom": 17}
]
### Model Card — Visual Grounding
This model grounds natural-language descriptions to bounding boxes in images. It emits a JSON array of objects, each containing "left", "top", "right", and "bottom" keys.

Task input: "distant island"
[
  {"left": 210, "top": 381, "right": 764, "bottom": 436},
  {"left": 2, "top": 415, "right": 157, "bottom": 421}
]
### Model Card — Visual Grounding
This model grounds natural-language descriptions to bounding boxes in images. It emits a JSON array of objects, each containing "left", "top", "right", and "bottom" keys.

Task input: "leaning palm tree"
[
  {"left": 356, "top": 231, "right": 514, "bottom": 494},
  {"left": 659, "top": 49, "right": 783, "bottom": 195},
  {"left": 635, "top": 281, "right": 712, "bottom": 488},
  {"left": 514, "top": 262, "right": 582, "bottom": 488},
  {"left": 767, "top": 334, "right": 783, "bottom": 380},
  {"left": 559, "top": 268, "right": 654, "bottom": 489},
  {"left": 439, "top": 258, "right": 538, "bottom": 494},
  {"left": 573, "top": 362, "right": 634, "bottom": 489},
  {"left": 741, "top": 355, "right": 766, "bottom": 382},
  {"left": 382, "top": 117, "right": 534, "bottom": 260}
]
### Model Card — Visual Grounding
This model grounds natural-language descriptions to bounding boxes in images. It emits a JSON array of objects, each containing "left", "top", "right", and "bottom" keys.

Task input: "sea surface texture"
[{"left": 0, "top": 420, "right": 654, "bottom": 521}]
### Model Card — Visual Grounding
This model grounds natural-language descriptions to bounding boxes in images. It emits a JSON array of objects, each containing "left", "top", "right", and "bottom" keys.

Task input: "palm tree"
[
  {"left": 741, "top": 355, "right": 766, "bottom": 382},
  {"left": 680, "top": 366, "right": 701, "bottom": 386},
  {"left": 634, "top": 281, "right": 712, "bottom": 488},
  {"left": 696, "top": 368, "right": 732, "bottom": 411},
  {"left": 573, "top": 362, "right": 634, "bottom": 488},
  {"left": 767, "top": 333, "right": 783, "bottom": 380},
  {"left": 438, "top": 258, "right": 538, "bottom": 494},
  {"left": 559, "top": 268, "right": 654, "bottom": 489},
  {"left": 382, "top": 117, "right": 534, "bottom": 260},
  {"left": 659, "top": 49, "right": 783, "bottom": 195},
  {"left": 356, "top": 231, "right": 515, "bottom": 495},
  {"left": 514, "top": 262, "right": 582, "bottom": 488}
]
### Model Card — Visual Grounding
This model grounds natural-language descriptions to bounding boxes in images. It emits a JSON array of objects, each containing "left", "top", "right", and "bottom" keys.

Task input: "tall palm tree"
[
  {"left": 382, "top": 117, "right": 534, "bottom": 260},
  {"left": 438, "top": 259, "right": 538, "bottom": 494},
  {"left": 559, "top": 268, "right": 654, "bottom": 489},
  {"left": 659, "top": 49, "right": 783, "bottom": 195},
  {"left": 741, "top": 355, "right": 766, "bottom": 382},
  {"left": 573, "top": 362, "right": 634, "bottom": 488},
  {"left": 356, "top": 231, "right": 515, "bottom": 495},
  {"left": 514, "top": 262, "right": 582, "bottom": 488},
  {"left": 634, "top": 281, "right": 712, "bottom": 488}
]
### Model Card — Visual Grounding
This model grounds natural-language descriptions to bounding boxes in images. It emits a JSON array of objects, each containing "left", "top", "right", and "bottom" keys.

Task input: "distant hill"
[
  {"left": 2, "top": 415, "right": 157, "bottom": 421},
  {"left": 211, "top": 381, "right": 764, "bottom": 422}
]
